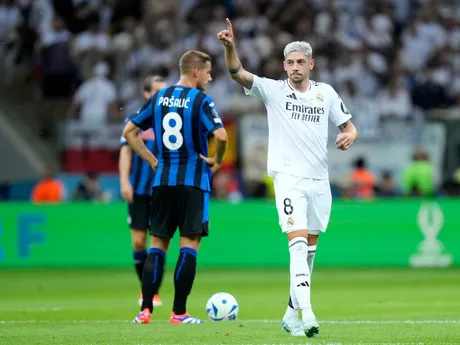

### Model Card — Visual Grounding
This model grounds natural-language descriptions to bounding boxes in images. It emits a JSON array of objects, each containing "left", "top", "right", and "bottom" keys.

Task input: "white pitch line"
[
  {"left": 0, "top": 319, "right": 459, "bottom": 325},
  {"left": 14, "top": 307, "right": 61, "bottom": 312}
]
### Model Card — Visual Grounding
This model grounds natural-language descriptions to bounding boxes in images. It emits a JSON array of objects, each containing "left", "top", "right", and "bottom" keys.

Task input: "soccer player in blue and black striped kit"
[
  {"left": 119, "top": 75, "right": 166, "bottom": 307},
  {"left": 123, "top": 50, "right": 228, "bottom": 324}
]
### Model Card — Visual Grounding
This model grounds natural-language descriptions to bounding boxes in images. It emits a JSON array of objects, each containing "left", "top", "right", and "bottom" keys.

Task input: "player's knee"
[
  {"left": 286, "top": 229, "right": 308, "bottom": 242},
  {"left": 288, "top": 236, "right": 308, "bottom": 254},
  {"left": 132, "top": 239, "right": 146, "bottom": 251},
  {"left": 180, "top": 235, "right": 201, "bottom": 251},
  {"left": 131, "top": 230, "right": 147, "bottom": 251},
  {"left": 307, "top": 234, "right": 319, "bottom": 246},
  {"left": 149, "top": 235, "right": 170, "bottom": 252}
]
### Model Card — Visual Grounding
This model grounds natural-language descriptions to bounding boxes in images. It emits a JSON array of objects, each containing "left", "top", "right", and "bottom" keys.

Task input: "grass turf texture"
[{"left": 1, "top": 268, "right": 459, "bottom": 345}]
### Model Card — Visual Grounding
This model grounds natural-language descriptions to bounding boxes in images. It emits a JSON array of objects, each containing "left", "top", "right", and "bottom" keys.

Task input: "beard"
[
  {"left": 289, "top": 73, "right": 305, "bottom": 84},
  {"left": 197, "top": 82, "right": 206, "bottom": 91}
]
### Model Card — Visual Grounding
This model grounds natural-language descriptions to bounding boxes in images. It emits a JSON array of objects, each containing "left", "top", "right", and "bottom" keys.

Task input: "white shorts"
[{"left": 273, "top": 173, "right": 332, "bottom": 234}]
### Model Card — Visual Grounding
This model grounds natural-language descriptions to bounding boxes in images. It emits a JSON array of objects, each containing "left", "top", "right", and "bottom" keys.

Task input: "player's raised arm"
[
  {"left": 123, "top": 101, "right": 158, "bottom": 170},
  {"left": 217, "top": 18, "right": 254, "bottom": 89}
]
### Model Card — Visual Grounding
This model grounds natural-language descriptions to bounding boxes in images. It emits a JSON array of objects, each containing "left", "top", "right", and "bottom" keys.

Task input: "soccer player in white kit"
[{"left": 217, "top": 19, "right": 358, "bottom": 338}]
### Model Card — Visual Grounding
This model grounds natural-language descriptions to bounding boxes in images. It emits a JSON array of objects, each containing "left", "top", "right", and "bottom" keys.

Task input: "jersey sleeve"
[
  {"left": 328, "top": 86, "right": 352, "bottom": 127},
  {"left": 243, "top": 75, "right": 278, "bottom": 103},
  {"left": 130, "top": 98, "right": 153, "bottom": 131},
  {"left": 200, "top": 96, "right": 224, "bottom": 134}
]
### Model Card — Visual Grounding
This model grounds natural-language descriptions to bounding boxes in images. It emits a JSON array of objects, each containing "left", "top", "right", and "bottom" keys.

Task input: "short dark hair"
[
  {"left": 179, "top": 50, "right": 211, "bottom": 75},
  {"left": 143, "top": 75, "right": 165, "bottom": 92}
]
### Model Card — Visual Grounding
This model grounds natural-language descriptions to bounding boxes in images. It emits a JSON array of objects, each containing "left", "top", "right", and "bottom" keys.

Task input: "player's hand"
[
  {"left": 121, "top": 182, "right": 133, "bottom": 203},
  {"left": 217, "top": 18, "right": 234, "bottom": 48},
  {"left": 150, "top": 159, "right": 158, "bottom": 171},
  {"left": 335, "top": 132, "right": 355, "bottom": 151},
  {"left": 199, "top": 154, "right": 222, "bottom": 174}
]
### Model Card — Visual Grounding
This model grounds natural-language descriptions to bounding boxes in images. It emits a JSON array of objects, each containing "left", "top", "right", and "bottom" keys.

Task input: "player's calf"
[
  {"left": 132, "top": 229, "right": 148, "bottom": 283},
  {"left": 140, "top": 248, "right": 166, "bottom": 312},
  {"left": 173, "top": 247, "right": 198, "bottom": 315}
]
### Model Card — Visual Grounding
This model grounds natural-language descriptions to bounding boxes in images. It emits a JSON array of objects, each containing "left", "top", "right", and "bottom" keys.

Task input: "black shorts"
[
  {"left": 150, "top": 186, "right": 210, "bottom": 238},
  {"left": 128, "top": 194, "right": 151, "bottom": 231}
]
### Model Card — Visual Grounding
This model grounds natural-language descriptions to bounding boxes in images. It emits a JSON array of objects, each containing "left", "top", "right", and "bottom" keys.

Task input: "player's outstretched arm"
[
  {"left": 336, "top": 120, "right": 358, "bottom": 151},
  {"left": 123, "top": 121, "right": 158, "bottom": 170},
  {"left": 217, "top": 18, "right": 254, "bottom": 89}
]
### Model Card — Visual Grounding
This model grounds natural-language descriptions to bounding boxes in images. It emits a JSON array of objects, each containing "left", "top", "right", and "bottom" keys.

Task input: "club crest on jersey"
[
  {"left": 316, "top": 93, "right": 324, "bottom": 103},
  {"left": 287, "top": 217, "right": 294, "bottom": 226}
]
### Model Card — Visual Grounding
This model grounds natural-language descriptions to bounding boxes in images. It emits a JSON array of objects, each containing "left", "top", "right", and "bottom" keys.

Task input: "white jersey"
[{"left": 244, "top": 75, "right": 352, "bottom": 180}]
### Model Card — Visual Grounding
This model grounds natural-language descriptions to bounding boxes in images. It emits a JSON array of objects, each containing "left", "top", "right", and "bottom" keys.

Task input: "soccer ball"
[{"left": 206, "top": 292, "right": 239, "bottom": 321}]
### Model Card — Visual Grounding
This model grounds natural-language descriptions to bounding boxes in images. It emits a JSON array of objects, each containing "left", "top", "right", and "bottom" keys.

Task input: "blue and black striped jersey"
[
  {"left": 120, "top": 115, "right": 156, "bottom": 196},
  {"left": 131, "top": 85, "right": 223, "bottom": 192}
]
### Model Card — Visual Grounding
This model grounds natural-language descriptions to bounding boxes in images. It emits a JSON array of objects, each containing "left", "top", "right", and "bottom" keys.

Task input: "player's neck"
[
  {"left": 288, "top": 78, "right": 310, "bottom": 93},
  {"left": 177, "top": 76, "right": 197, "bottom": 89}
]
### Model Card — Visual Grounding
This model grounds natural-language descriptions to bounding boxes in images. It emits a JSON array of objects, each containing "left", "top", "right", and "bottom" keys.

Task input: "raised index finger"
[{"left": 226, "top": 18, "right": 233, "bottom": 32}]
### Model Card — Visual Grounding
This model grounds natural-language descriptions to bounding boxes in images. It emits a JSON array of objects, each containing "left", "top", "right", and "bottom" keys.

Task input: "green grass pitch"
[{"left": 1, "top": 268, "right": 459, "bottom": 345}]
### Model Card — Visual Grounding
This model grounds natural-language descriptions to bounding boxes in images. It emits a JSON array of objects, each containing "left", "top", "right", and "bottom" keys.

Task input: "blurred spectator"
[
  {"left": 349, "top": 157, "right": 375, "bottom": 199},
  {"left": 31, "top": 169, "right": 64, "bottom": 204},
  {"left": 72, "top": 171, "right": 106, "bottom": 201},
  {"left": 66, "top": 61, "right": 118, "bottom": 126},
  {"left": 71, "top": 17, "right": 111, "bottom": 81},
  {"left": 378, "top": 75, "right": 412, "bottom": 119},
  {"left": 402, "top": 148, "right": 435, "bottom": 197},
  {"left": 412, "top": 67, "right": 452, "bottom": 111},
  {"left": 0, "top": 0, "right": 21, "bottom": 45},
  {"left": 2, "top": 0, "right": 460, "bottom": 198},
  {"left": 375, "top": 171, "right": 400, "bottom": 198},
  {"left": 212, "top": 169, "right": 242, "bottom": 203},
  {"left": 38, "top": 15, "right": 76, "bottom": 99}
]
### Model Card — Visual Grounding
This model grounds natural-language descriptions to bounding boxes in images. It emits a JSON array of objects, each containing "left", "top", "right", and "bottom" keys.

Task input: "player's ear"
[
  {"left": 192, "top": 68, "right": 200, "bottom": 79},
  {"left": 283, "top": 60, "right": 287, "bottom": 71},
  {"left": 309, "top": 58, "right": 315, "bottom": 71}
]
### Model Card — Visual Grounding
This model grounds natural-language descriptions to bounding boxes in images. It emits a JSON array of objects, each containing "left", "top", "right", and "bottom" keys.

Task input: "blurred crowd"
[
  {"left": 2, "top": 0, "right": 460, "bottom": 126},
  {"left": 1, "top": 0, "right": 460, "bottom": 201}
]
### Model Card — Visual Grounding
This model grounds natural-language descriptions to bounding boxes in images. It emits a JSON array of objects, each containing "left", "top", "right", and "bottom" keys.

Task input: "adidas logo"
[
  {"left": 297, "top": 281, "right": 310, "bottom": 287},
  {"left": 286, "top": 93, "right": 297, "bottom": 100}
]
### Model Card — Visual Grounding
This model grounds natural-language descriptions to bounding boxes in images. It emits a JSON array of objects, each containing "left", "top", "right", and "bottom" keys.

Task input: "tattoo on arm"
[
  {"left": 338, "top": 120, "right": 351, "bottom": 131},
  {"left": 228, "top": 63, "right": 242, "bottom": 74}
]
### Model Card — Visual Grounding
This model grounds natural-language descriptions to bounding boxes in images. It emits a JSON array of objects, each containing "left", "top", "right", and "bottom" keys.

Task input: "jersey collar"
[{"left": 286, "top": 79, "right": 312, "bottom": 94}]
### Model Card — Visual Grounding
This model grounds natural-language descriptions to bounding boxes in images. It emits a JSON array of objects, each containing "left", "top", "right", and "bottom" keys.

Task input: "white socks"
[
  {"left": 288, "top": 237, "right": 311, "bottom": 313},
  {"left": 307, "top": 245, "right": 317, "bottom": 277},
  {"left": 283, "top": 239, "right": 318, "bottom": 322}
]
